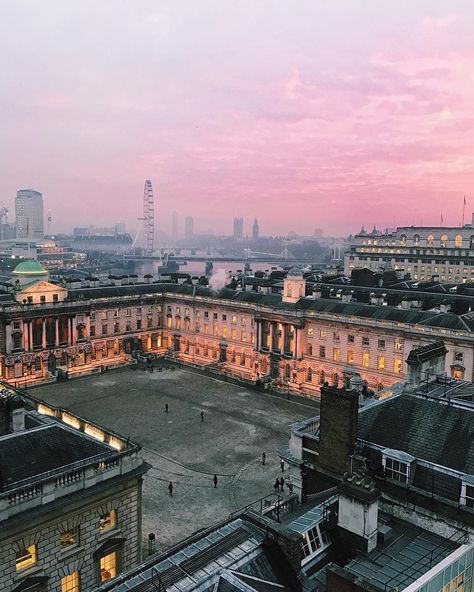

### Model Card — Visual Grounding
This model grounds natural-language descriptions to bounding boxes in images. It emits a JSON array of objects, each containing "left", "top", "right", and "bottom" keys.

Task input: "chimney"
[
  {"left": 406, "top": 341, "right": 447, "bottom": 388},
  {"left": 0, "top": 393, "right": 26, "bottom": 435},
  {"left": 318, "top": 385, "right": 359, "bottom": 476},
  {"left": 337, "top": 469, "right": 380, "bottom": 555}
]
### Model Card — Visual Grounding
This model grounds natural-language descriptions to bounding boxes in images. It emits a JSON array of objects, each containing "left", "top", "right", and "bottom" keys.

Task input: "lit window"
[
  {"left": 394, "top": 341, "right": 403, "bottom": 351},
  {"left": 60, "top": 527, "right": 79, "bottom": 549},
  {"left": 61, "top": 571, "right": 80, "bottom": 592},
  {"left": 384, "top": 458, "right": 408, "bottom": 483},
  {"left": 100, "top": 551, "right": 117, "bottom": 582},
  {"left": 307, "top": 327, "right": 314, "bottom": 337},
  {"left": 362, "top": 352, "right": 369, "bottom": 367},
  {"left": 378, "top": 356, "right": 385, "bottom": 370},
  {"left": 319, "top": 329, "right": 326, "bottom": 338},
  {"left": 99, "top": 510, "right": 116, "bottom": 532},
  {"left": 455, "top": 234, "right": 463, "bottom": 248},
  {"left": 231, "top": 329, "right": 236, "bottom": 340},
  {"left": 378, "top": 339, "right": 385, "bottom": 349},
  {"left": 393, "top": 358, "right": 402, "bottom": 373},
  {"left": 333, "top": 348, "right": 340, "bottom": 362},
  {"left": 241, "top": 331, "right": 246, "bottom": 342},
  {"left": 222, "top": 326, "right": 227, "bottom": 338},
  {"left": 347, "top": 350, "right": 354, "bottom": 363},
  {"left": 319, "top": 345, "right": 326, "bottom": 358},
  {"left": 16, "top": 544, "right": 37, "bottom": 571}
]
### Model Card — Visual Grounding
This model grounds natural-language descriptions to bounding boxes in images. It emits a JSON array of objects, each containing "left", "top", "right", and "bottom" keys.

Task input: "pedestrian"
[
  {"left": 288, "top": 482, "right": 294, "bottom": 494},
  {"left": 165, "top": 403, "right": 169, "bottom": 413},
  {"left": 273, "top": 478, "right": 280, "bottom": 492},
  {"left": 280, "top": 476, "right": 285, "bottom": 492},
  {"left": 201, "top": 411, "right": 204, "bottom": 422},
  {"left": 213, "top": 474, "right": 218, "bottom": 488},
  {"left": 262, "top": 452, "right": 266, "bottom": 466},
  {"left": 280, "top": 459, "right": 285, "bottom": 473},
  {"left": 168, "top": 482, "right": 173, "bottom": 497}
]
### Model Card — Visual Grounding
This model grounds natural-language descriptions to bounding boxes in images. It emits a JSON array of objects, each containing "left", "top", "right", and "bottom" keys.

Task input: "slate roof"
[
  {"left": 0, "top": 424, "right": 115, "bottom": 486},
  {"left": 358, "top": 394, "right": 474, "bottom": 474}
]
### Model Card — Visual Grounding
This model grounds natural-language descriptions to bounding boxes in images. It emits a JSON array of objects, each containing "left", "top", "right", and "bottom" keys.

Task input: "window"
[
  {"left": 427, "top": 234, "right": 434, "bottom": 247},
  {"left": 377, "top": 356, "right": 385, "bottom": 370},
  {"left": 455, "top": 352, "right": 464, "bottom": 362},
  {"left": 362, "top": 352, "right": 369, "bottom": 367},
  {"left": 306, "top": 344, "right": 313, "bottom": 356},
  {"left": 231, "top": 329, "right": 236, "bottom": 340},
  {"left": 333, "top": 332, "right": 340, "bottom": 342},
  {"left": 222, "top": 314, "right": 227, "bottom": 321},
  {"left": 125, "top": 308, "right": 131, "bottom": 317},
  {"left": 166, "top": 316, "right": 172, "bottom": 328},
  {"left": 362, "top": 336, "right": 369, "bottom": 347},
  {"left": 306, "top": 368, "right": 312, "bottom": 382},
  {"left": 222, "top": 326, "right": 227, "bottom": 338},
  {"left": 213, "top": 312, "right": 217, "bottom": 320},
  {"left": 378, "top": 339, "right": 385, "bottom": 349},
  {"left": 395, "top": 341, "right": 403, "bottom": 351},
  {"left": 455, "top": 234, "right": 463, "bottom": 248},
  {"left": 204, "top": 311, "right": 209, "bottom": 319},
  {"left": 319, "top": 370, "right": 325, "bottom": 384},
  {"left": 440, "top": 233, "right": 448, "bottom": 248},
  {"left": 125, "top": 321, "right": 131, "bottom": 332},
  {"left": 319, "top": 329, "right": 326, "bottom": 338},
  {"left": 147, "top": 318, "right": 153, "bottom": 328},
  {"left": 347, "top": 350, "right": 354, "bottom": 364},
  {"left": 333, "top": 348, "right": 340, "bottom": 362},
  {"left": 113, "top": 309, "right": 119, "bottom": 318},
  {"left": 114, "top": 322, "right": 120, "bottom": 334},
  {"left": 62, "top": 572, "right": 80, "bottom": 592},
  {"left": 307, "top": 327, "right": 314, "bottom": 337},
  {"left": 204, "top": 323, "right": 209, "bottom": 334},
  {"left": 393, "top": 358, "right": 402, "bottom": 373},
  {"left": 99, "top": 510, "right": 116, "bottom": 532},
  {"left": 16, "top": 544, "right": 37, "bottom": 570},
  {"left": 384, "top": 457, "right": 409, "bottom": 483},
  {"left": 91, "top": 312, "right": 96, "bottom": 321},
  {"left": 102, "top": 324, "right": 108, "bottom": 335},
  {"left": 232, "top": 315, "right": 237, "bottom": 323},
  {"left": 464, "top": 484, "right": 474, "bottom": 508},
  {"left": 319, "top": 345, "right": 326, "bottom": 358},
  {"left": 137, "top": 319, "right": 142, "bottom": 330},
  {"left": 53, "top": 294, "right": 59, "bottom": 302},
  {"left": 347, "top": 334, "right": 354, "bottom": 343},
  {"left": 90, "top": 326, "right": 95, "bottom": 337},
  {"left": 100, "top": 551, "right": 117, "bottom": 582},
  {"left": 241, "top": 331, "right": 246, "bottom": 342},
  {"left": 60, "top": 527, "right": 79, "bottom": 549}
]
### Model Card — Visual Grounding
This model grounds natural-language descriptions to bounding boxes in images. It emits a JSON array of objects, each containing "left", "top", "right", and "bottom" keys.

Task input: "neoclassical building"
[
  {"left": 345, "top": 217, "right": 474, "bottom": 283},
  {"left": 0, "top": 262, "right": 472, "bottom": 395}
]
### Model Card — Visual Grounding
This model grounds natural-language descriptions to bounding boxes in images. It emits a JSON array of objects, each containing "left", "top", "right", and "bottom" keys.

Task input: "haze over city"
[{"left": 2, "top": 1, "right": 474, "bottom": 235}]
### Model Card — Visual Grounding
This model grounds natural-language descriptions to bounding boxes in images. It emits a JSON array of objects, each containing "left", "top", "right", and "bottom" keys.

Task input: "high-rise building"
[
  {"left": 252, "top": 218, "right": 259, "bottom": 240},
  {"left": 233, "top": 217, "right": 243, "bottom": 239},
  {"left": 172, "top": 212, "right": 179, "bottom": 240},
  {"left": 185, "top": 216, "right": 194, "bottom": 239},
  {"left": 15, "top": 189, "right": 44, "bottom": 239}
]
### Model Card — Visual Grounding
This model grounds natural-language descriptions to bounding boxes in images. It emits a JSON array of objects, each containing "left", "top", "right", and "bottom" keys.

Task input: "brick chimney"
[
  {"left": 0, "top": 392, "right": 25, "bottom": 435},
  {"left": 318, "top": 385, "right": 359, "bottom": 476}
]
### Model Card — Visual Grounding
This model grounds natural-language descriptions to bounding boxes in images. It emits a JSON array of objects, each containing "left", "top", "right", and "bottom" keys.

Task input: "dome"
[{"left": 12, "top": 260, "right": 48, "bottom": 276}]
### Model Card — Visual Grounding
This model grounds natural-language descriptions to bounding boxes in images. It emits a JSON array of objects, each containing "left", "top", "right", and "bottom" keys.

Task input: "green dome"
[{"left": 12, "top": 260, "right": 48, "bottom": 276}]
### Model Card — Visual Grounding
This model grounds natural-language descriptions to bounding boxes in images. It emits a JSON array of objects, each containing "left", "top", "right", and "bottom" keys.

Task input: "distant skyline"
[{"left": 1, "top": 1, "right": 474, "bottom": 235}]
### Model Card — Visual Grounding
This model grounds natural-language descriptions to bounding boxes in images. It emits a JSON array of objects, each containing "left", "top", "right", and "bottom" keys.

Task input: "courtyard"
[{"left": 33, "top": 367, "right": 317, "bottom": 552}]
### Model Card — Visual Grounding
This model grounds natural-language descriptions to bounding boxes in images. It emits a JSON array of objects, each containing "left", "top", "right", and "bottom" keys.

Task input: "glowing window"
[
  {"left": 61, "top": 572, "right": 79, "bottom": 592},
  {"left": 362, "top": 352, "right": 369, "bottom": 367},
  {"left": 99, "top": 510, "right": 116, "bottom": 532},
  {"left": 60, "top": 527, "right": 79, "bottom": 548},
  {"left": 378, "top": 356, "right": 385, "bottom": 370},
  {"left": 455, "top": 234, "right": 463, "bottom": 248},
  {"left": 16, "top": 544, "right": 37, "bottom": 571},
  {"left": 427, "top": 234, "right": 434, "bottom": 247},
  {"left": 440, "top": 234, "right": 448, "bottom": 248},
  {"left": 393, "top": 358, "right": 402, "bottom": 373},
  {"left": 100, "top": 551, "right": 117, "bottom": 582}
]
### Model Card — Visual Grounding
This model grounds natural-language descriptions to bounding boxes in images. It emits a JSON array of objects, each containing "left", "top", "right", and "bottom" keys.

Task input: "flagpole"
[{"left": 462, "top": 195, "right": 466, "bottom": 227}]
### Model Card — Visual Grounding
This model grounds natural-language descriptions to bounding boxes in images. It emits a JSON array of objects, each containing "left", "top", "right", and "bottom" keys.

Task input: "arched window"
[
  {"left": 319, "top": 369, "right": 325, "bottom": 384},
  {"left": 306, "top": 367, "right": 312, "bottom": 382},
  {"left": 285, "top": 364, "right": 291, "bottom": 379},
  {"left": 34, "top": 357, "right": 42, "bottom": 371},
  {"left": 455, "top": 234, "right": 463, "bottom": 248},
  {"left": 427, "top": 234, "right": 434, "bottom": 247},
  {"left": 333, "top": 373, "right": 339, "bottom": 387},
  {"left": 413, "top": 234, "right": 420, "bottom": 246},
  {"left": 440, "top": 234, "right": 448, "bottom": 248},
  {"left": 400, "top": 234, "right": 407, "bottom": 245}
]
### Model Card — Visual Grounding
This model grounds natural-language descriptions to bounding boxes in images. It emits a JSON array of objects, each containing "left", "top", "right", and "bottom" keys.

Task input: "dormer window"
[{"left": 382, "top": 449, "right": 415, "bottom": 484}]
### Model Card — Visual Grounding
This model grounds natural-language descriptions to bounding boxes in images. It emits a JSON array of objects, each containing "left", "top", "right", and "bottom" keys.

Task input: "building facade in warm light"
[
  {"left": 345, "top": 217, "right": 474, "bottom": 283},
  {"left": 0, "top": 263, "right": 472, "bottom": 395}
]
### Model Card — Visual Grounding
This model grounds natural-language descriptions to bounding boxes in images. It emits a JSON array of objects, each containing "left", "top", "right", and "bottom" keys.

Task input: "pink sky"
[{"left": 1, "top": 1, "right": 474, "bottom": 236}]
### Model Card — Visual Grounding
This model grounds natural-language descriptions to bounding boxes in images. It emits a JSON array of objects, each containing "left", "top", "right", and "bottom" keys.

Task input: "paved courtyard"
[{"left": 33, "top": 367, "right": 317, "bottom": 552}]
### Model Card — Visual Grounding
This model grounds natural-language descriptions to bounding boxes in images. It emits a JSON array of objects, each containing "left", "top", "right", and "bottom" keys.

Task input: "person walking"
[
  {"left": 213, "top": 474, "right": 218, "bottom": 488},
  {"left": 168, "top": 482, "right": 173, "bottom": 497},
  {"left": 279, "top": 476, "right": 285, "bottom": 492},
  {"left": 165, "top": 403, "right": 169, "bottom": 413},
  {"left": 280, "top": 459, "right": 285, "bottom": 473},
  {"left": 273, "top": 478, "right": 280, "bottom": 492},
  {"left": 201, "top": 411, "right": 204, "bottom": 422},
  {"left": 262, "top": 452, "right": 266, "bottom": 466}
]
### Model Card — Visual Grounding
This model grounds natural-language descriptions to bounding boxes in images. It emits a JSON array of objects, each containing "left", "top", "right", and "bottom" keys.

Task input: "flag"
[
  {"left": 441, "top": 214, "right": 444, "bottom": 225},
  {"left": 464, "top": 195, "right": 467, "bottom": 205}
]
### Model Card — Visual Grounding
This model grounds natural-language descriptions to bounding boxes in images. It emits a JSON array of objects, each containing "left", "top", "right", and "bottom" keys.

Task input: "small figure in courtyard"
[
  {"left": 213, "top": 474, "right": 218, "bottom": 488},
  {"left": 201, "top": 411, "right": 204, "bottom": 422},
  {"left": 279, "top": 476, "right": 285, "bottom": 492},
  {"left": 288, "top": 482, "right": 294, "bottom": 494},
  {"left": 262, "top": 452, "right": 266, "bottom": 465},
  {"left": 165, "top": 403, "right": 169, "bottom": 413},
  {"left": 168, "top": 482, "right": 173, "bottom": 496},
  {"left": 280, "top": 459, "right": 285, "bottom": 473},
  {"left": 273, "top": 478, "right": 280, "bottom": 492}
]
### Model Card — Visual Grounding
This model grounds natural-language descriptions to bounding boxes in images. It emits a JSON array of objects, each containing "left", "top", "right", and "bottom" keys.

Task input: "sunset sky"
[{"left": 1, "top": 1, "right": 474, "bottom": 236}]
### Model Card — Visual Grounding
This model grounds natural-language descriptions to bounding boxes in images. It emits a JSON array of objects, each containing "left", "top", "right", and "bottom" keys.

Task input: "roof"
[
  {"left": 0, "top": 424, "right": 115, "bottom": 487},
  {"left": 358, "top": 394, "right": 474, "bottom": 474},
  {"left": 12, "top": 260, "right": 47, "bottom": 275}
]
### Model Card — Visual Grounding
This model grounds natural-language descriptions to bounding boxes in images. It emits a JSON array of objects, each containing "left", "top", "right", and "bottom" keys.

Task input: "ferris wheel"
[{"left": 132, "top": 180, "right": 155, "bottom": 255}]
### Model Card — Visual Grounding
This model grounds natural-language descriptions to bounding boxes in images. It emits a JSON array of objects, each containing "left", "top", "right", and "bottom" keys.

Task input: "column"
[
  {"left": 255, "top": 321, "right": 261, "bottom": 351},
  {"left": 282, "top": 324, "right": 288, "bottom": 355},
  {"left": 296, "top": 328, "right": 303, "bottom": 359},
  {"left": 67, "top": 317, "right": 72, "bottom": 345},
  {"left": 55, "top": 318, "right": 59, "bottom": 346},
  {"left": 85, "top": 315, "right": 91, "bottom": 340},
  {"left": 6, "top": 323, "right": 12, "bottom": 354},
  {"left": 293, "top": 328, "right": 298, "bottom": 359},
  {"left": 269, "top": 322, "right": 274, "bottom": 353},
  {"left": 28, "top": 322, "right": 33, "bottom": 352},
  {"left": 72, "top": 316, "right": 77, "bottom": 345},
  {"left": 22, "top": 321, "right": 28, "bottom": 351},
  {"left": 42, "top": 319, "right": 46, "bottom": 349}
]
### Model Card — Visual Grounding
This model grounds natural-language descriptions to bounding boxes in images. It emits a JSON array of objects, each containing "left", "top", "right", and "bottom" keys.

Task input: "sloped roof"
[{"left": 358, "top": 394, "right": 474, "bottom": 474}]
